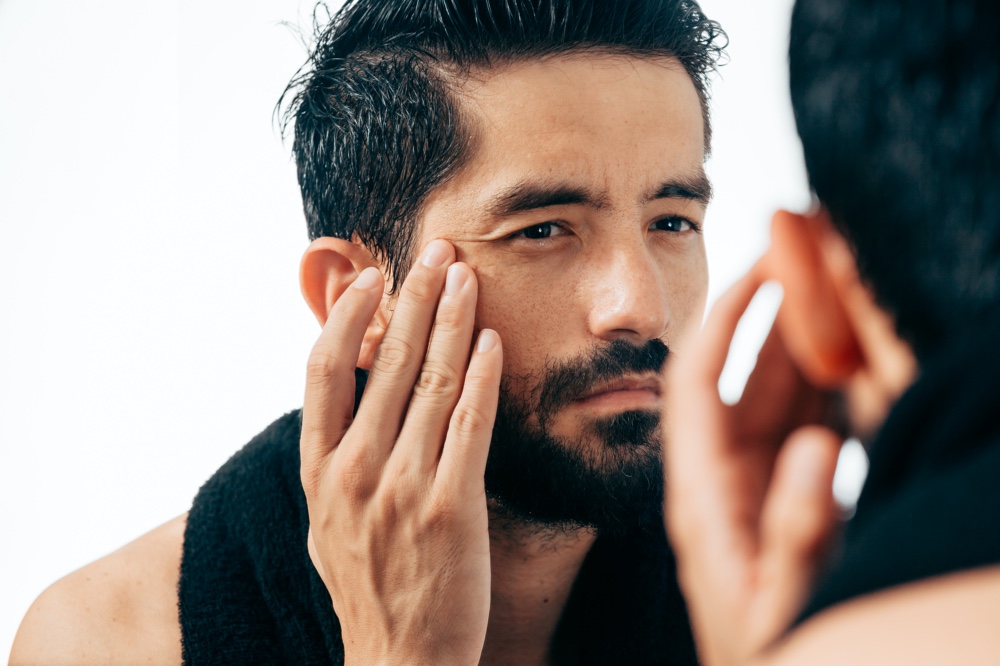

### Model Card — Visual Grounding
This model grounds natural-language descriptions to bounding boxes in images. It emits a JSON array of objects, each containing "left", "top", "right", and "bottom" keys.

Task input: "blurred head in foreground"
[{"left": 763, "top": 0, "right": 999, "bottom": 435}]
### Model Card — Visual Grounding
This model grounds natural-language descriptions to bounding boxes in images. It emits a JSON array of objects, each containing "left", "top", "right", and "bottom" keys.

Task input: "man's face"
[{"left": 416, "top": 53, "right": 709, "bottom": 532}]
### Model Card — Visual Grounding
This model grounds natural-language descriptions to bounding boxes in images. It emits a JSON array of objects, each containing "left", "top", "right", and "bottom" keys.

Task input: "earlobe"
[
  {"left": 766, "top": 209, "right": 863, "bottom": 387},
  {"left": 300, "top": 237, "right": 387, "bottom": 369}
]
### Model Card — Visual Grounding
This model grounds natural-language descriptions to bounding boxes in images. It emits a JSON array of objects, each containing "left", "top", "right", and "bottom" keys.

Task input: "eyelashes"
[
  {"left": 509, "top": 222, "right": 567, "bottom": 240},
  {"left": 652, "top": 216, "right": 702, "bottom": 234},
  {"left": 507, "top": 216, "right": 701, "bottom": 242}
]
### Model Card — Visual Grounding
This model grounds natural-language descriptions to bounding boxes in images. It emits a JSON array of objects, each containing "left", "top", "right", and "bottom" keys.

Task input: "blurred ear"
[
  {"left": 763, "top": 209, "right": 863, "bottom": 387},
  {"left": 300, "top": 237, "right": 387, "bottom": 369}
]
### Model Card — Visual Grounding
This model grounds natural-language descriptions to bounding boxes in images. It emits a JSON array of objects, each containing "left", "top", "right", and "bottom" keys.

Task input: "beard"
[{"left": 483, "top": 339, "right": 668, "bottom": 535}]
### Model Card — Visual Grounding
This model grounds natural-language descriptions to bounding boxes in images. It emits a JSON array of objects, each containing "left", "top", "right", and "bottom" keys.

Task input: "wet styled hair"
[
  {"left": 279, "top": 0, "right": 726, "bottom": 289},
  {"left": 789, "top": 0, "right": 1000, "bottom": 360}
]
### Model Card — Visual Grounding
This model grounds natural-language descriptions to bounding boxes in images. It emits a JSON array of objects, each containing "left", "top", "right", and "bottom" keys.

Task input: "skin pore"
[{"left": 11, "top": 52, "right": 708, "bottom": 665}]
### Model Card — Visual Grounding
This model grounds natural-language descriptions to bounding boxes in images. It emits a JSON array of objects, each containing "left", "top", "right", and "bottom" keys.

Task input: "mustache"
[{"left": 536, "top": 338, "right": 669, "bottom": 412}]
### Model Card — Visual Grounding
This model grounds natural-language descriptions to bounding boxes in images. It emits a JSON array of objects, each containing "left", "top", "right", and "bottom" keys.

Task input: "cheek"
[
  {"left": 663, "top": 244, "right": 708, "bottom": 342},
  {"left": 468, "top": 255, "right": 577, "bottom": 378},
  {"left": 460, "top": 239, "right": 708, "bottom": 369}
]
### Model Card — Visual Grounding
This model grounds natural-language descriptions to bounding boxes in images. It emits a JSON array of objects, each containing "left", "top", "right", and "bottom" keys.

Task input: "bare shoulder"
[
  {"left": 764, "top": 564, "right": 1000, "bottom": 666},
  {"left": 10, "top": 513, "right": 188, "bottom": 666}
]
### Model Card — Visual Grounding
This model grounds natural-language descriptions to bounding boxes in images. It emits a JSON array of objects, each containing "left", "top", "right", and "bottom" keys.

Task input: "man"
[
  {"left": 663, "top": 0, "right": 1000, "bottom": 663},
  {"left": 11, "top": 0, "right": 724, "bottom": 663}
]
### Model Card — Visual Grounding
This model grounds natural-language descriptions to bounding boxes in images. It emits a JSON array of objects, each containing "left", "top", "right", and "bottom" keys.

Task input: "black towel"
[
  {"left": 179, "top": 370, "right": 698, "bottom": 664},
  {"left": 798, "top": 315, "right": 1000, "bottom": 622}
]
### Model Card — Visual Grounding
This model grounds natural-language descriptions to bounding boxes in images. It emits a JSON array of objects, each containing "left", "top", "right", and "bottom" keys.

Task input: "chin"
[{"left": 485, "top": 403, "right": 665, "bottom": 534}]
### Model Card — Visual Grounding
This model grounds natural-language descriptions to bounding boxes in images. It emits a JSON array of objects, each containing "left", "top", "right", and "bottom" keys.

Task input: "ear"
[
  {"left": 763, "top": 208, "right": 863, "bottom": 387},
  {"left": 299, "top": 237, "right": 388, "bottom": 370}
]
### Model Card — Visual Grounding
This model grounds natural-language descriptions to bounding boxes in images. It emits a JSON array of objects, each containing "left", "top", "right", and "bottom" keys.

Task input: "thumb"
[{"left": 756, "top": 426, "right": 842, "bottom": 639}]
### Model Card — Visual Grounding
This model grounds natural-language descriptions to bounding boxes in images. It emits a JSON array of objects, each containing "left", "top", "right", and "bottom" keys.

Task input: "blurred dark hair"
[
  {"left": 279, "top": 0, "right": 726, "bottom": 290},
  {"left": 789, "top": 0, "right": 1000, "bottom": 360}
]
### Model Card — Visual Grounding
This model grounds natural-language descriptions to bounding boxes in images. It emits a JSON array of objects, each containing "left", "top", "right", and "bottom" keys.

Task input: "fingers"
[
  {"left": 663, "top": 257, "right": 843, "bottom": 661},
  {"left": 665, "top": 262, "right": 777, "bottom": 583},
  {"left": 437, "top": 329, "right": 502, "bottom": 494},
  {"left": 315, "top": 239, "right": 496, "bottom": 497},
  {"left": 731, "top": 324, "right": 803, "bottom": 433},
  {"left": 679, "top": 262, "right": 767, "bottom": 391},
  {"left": 301, "top": 267, "right": 385, "bottom": 477},
  {"left": 353, "top": 240, "right": 455, "bottom": 456},
  {"left": 665, "top": 262, "right": 771, "bottom": 538},
  {"left": 395, "top": 262, "right": 479, "bottom": 468},
  {"left": 758, "top": 426, "right": 842, "bottom": 629},
  {"left": 664, "top": 266, "right": 766, "bottom": 522}
]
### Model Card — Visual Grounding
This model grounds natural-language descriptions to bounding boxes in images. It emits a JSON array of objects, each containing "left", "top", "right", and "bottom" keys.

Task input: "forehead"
[{"left": 424, "top": 53, "right": 706, "bottom": 222}]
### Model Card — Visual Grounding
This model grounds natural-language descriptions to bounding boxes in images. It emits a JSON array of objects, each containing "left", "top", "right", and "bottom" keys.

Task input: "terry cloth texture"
[
  {"left": 179, "top": 372, "right": 698, "bottom": 665},
  {"left": 799, "top": 315, "right": 1000, "bottom": 622}
]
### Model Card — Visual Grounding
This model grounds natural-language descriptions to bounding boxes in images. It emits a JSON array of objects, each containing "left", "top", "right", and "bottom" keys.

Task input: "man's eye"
[
  {"left": 652, "top": 216, "right": 698, "bottom": 233},
  {"left": 515, "top": 222, "right": 562, "bottom": 239}
]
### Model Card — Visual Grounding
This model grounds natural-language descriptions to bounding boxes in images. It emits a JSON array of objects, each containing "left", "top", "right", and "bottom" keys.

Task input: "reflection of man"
[
  {"left": 665, "top": 0, "right": 1000, "bottom": 663},
  {"left": 12, "top": 0, "right": 725, "bottom": 662}
]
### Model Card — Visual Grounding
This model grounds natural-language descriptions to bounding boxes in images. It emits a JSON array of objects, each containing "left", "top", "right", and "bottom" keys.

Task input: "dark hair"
[
  {"left": 279, "top": 0, "right": 726, "bottom": 290},
  {"left": 789, "top": 0, "right": 1000, "bottom": 360}
]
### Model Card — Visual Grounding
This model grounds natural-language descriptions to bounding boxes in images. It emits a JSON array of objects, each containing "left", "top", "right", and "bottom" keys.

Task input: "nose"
[{"left": 585, "top": 244, "right": 671, "bottom": 344}]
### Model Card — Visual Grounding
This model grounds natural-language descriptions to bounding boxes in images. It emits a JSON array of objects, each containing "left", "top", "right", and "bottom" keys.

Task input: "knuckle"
[
  {"left": 371, "top": 337, "right": 417, "bottom": 374},
  {"left": 432, "top": 299, "right": 464, "bottom": 328},
  {"left": 332, "top": 451, "right": 374, "bottom": 498},
  {"left": 300, "top": 465, "right": 322, "bottom": 498},
  {"left": 305, "top": 348, "right": 346, "bottom": 383},
  {"left": 464, "top": 363, "right": 493, "bottom": 384},
  {"left": 450, "top": 401, "right": 492, "bottom": 436},
  {"left": 424, "top": 491, "right": 459, "bottom": 528},
  {"left": 373, "top": 491, "right": 397, "bottom": 521},
  {"left": 413, "top": 361, "right": 459, "bottom": 399},
  {"left": 371, "top": 472, "right": 435, "bottom": 523}
]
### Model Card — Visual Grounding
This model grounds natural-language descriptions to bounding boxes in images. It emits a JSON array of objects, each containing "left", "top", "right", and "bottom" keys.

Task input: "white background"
[{"left": 0, "top": 0, "right": 808, "bottom": 657}]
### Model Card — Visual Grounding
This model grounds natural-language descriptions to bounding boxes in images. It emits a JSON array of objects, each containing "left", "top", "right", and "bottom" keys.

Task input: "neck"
[{"left": 479, "top": 511, "right": 598, "bottom": 666}]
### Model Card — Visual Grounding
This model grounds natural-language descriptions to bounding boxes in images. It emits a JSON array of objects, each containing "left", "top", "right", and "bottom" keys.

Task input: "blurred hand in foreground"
[{"left": 663, "top": 259, "right": 843, "bottom": 666}]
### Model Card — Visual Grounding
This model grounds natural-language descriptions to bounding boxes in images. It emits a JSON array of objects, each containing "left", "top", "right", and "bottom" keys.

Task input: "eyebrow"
[
  {"left": 486, "top": 172, "right": 712, "bottom": 218},
  {"left": 487, "top": 184, "right": 608, "bottom": 217},
  {"left": 651, "top": 173, "right": 713, "bottom": 206}
]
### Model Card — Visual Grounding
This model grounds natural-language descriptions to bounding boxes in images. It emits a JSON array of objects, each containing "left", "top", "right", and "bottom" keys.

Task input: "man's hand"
[
  {"left": 300, "top": 240, "right": 502, "bottom": 666},
  {"left": 663, "top": 265, "right": 843, "bottom": 666}
]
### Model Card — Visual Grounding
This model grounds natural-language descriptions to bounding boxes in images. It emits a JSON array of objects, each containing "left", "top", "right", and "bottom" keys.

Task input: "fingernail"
[
  {"left": 421, "top": 240, "right": 451, "bottom": 267},
  {"left": 445, "top": 263, "right": 468, "bottom": 294},
  {"left": 476, "top": 329, "right": 499, "bottom": 353},
  {"left": 353, "top": 267, "right": 381, "bottom": 290}
]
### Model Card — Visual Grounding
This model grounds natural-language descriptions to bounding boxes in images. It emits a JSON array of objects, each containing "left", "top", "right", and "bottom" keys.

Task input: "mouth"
[{"left": 571, "top": 375, "right": 662, "bottom": 411}]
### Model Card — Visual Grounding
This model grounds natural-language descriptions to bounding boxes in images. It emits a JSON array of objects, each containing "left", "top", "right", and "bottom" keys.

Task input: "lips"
[{"left": 573, "top": 375, "right": 662, "bottom": 402}]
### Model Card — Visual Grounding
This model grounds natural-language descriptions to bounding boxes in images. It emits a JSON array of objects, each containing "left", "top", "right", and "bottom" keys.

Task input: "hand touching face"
[{"left": 301, "top": 240, "right": 500, "bottom": 666}]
